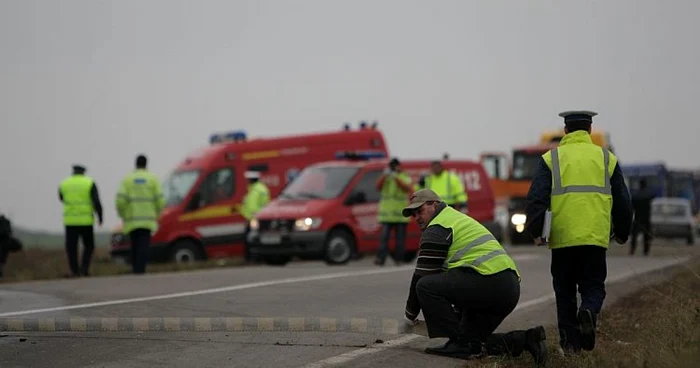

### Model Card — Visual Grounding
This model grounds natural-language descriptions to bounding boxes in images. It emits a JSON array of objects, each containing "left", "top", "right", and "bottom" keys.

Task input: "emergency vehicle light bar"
[
  {"left": 210, "top": 130, "right": 248, "bottom": 145},
  {"left": 335, "top": 150, "right": 387, "bottom": 160}
]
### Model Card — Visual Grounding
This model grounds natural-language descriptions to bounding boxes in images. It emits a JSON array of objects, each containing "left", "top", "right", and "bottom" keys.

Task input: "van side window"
[
  {"left": 200, "top": 168, "right": 235, "bottom": 206},
  {"left": 351, "top": 170, "right": 382, "bottom": 203}
]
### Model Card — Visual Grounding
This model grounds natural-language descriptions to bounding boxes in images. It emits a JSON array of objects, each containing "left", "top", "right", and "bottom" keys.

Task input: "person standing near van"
[
  {"left": 116, "top": 154, "right": 165, "bottom": 274},
  {"left": 422, "top": 160, "right": 469, "bottom": 213},
  {"left": 58, "top": 164, "right": 104, "bottom": 277},
  {"left": 630, "top": 178, "right": 654, "bottom": 255},
  {"left": 241, "top": 170, "right": 270, "bottom": 262},
  {"left": 374, "top": 158, "right": 413, "bottom": 266}
]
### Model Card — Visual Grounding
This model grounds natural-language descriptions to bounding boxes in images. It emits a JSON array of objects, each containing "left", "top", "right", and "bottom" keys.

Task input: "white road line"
[
  {"left": 300, "top": 256, "right": 690, "bottom": 367},
  {"left": 0, "top": 266, "right": 414, "bottom": 317},
  {"left": 0, "top": 253, "right": 541, "bottom": 318}
]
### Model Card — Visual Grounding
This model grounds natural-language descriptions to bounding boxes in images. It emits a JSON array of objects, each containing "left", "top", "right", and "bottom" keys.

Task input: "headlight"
[
  {"left": 511, "top": 214, "right": 526, "bottom": 226},
  {"left": 294, "top": 217, "right": 322, "bottom": 231},
  {"left": 249, "top": 218, "right": 259, "bottom": 230}
]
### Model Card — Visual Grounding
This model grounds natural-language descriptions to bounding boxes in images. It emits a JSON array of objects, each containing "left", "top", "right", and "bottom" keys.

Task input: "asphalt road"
[{"left": 0, "top": 243, "right": 694, "bottom": 368}]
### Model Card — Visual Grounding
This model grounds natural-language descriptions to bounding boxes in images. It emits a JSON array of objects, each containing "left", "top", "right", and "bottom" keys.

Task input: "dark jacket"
[{"left": 525, "top": 156, "right": 633, "bottom": 243}]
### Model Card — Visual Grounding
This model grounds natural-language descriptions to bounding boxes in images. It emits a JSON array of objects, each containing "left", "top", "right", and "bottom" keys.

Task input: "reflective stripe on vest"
[
  {"left": 551, "top": 147, "right": 611, "bottom": 195},
  {"left": 442, "top": 233, "right": 506, "bottom": 269}
]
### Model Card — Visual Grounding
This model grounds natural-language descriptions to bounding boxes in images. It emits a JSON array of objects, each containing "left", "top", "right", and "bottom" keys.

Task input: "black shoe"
[
  {"left": 424, "top": 339, "right": 486, "bottom": 360},
  {"left": 525, "top": 326, "right": 548, "bottom": 367},
  {"left": 578, "top": 309, "right": 595, "bottom": 351}
]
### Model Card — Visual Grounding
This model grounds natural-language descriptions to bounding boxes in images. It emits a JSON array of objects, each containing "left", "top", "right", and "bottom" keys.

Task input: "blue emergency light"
[
  {"left": 335, "top": 150, "right": 387, "bottom": 160},
  {"left": 209, "top": 130, "right": 248, "bottom": 144}
]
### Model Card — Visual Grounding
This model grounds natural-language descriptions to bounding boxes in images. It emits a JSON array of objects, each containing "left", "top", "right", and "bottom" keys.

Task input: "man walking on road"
[
  {"left": 525, "top": 110, "right": 633, "bottom": 354},
  {"left": 58, "top": 164, "right": 104, "bottom": 277},
  {"left": 629, "top": 178, "right": 654, "bottom": 255},
  {"left": 374, "top": 158, "right": 413, "bottom": 266},
  {"left": 402, "top": 189, "right": 548, "bottom": 365},
  {"left": 116, "top": 154, "right": 165, "bottom": 274}
]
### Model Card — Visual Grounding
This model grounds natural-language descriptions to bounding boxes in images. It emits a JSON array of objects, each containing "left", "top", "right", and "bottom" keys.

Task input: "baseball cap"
[{"left": 402, "top": 189, "right": 442, "bottom": 217}]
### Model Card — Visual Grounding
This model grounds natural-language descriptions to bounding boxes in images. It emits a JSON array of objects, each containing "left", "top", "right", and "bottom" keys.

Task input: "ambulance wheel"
[
  {"left": 170, "top": 239, "right": 205, "bottom": 263},
  {"left": 324, "top": 229, "right": 355, "bottom": 265}
]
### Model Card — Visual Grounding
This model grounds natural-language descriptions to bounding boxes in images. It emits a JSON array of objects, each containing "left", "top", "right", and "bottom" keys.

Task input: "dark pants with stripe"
[
  {"left": 65, "top": 225, "right": 95, "bottom": 276},
  {"left": 416, "top": 267, "right": 528, "bottom": 355},
  {"left": 550, "top": 245, "right": 607, "bottom": 351},
  {"left": 129, "top": 229, "right": 151, "bottom": 274}
]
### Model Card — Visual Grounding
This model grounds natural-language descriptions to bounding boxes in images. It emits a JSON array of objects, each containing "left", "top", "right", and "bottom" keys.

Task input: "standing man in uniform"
[
  {"left": 58, "top": 164, "right": 103, "bottom": 277},
  {"left": 116, "top": 154, "right": 165, "bottom": 274},
  {"left": 374, "top": 158, "right": 413, "bottom": 266},
  {"left": 402, "top": 189, "right": 547, "bottom": 365},
  {"left": 629, "top": 178, "right": 654, "bottom": 255},
  {"left": 240, "top": 170, "right": 270, "bottom": 262},
  {"left": 525, "top": 110, "right": 633, "bottom": 354},
  {"left": 421, "top": 160, "right": 469, "bottom": 213}
]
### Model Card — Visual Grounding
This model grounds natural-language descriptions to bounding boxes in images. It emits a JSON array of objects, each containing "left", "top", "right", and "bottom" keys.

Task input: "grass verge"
[
  {"left": 465, "top": 257, "right": 700, "bottom": 368},
  {"left": 0, "top": 247, "right": 245, "bottom": 284}
]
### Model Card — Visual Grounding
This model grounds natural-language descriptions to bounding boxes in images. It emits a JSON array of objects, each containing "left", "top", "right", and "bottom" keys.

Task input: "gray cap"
[{"left": 402, "top": 189, "right": 442, "bottom": 217}]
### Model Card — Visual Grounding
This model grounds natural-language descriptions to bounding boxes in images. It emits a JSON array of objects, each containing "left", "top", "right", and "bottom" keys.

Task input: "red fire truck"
[
  {"left": 246, "top": 153, "right": 501, "bottom": 266},
  {"left": 109, "top": 123, "right": 390, "bottom": 264}
]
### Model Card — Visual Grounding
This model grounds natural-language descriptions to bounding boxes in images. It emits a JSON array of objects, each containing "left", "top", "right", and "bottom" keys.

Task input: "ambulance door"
[
  {"left": 344, "top": 169, "right": 383, "bottom": 252},
  {"left": 181, "top": 165, "right": 244, "bottom": 255}
]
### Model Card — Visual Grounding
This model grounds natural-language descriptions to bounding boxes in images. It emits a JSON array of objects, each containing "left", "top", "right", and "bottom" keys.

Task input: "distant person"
[
  {"left": 374, "top": 158, "right": 412, "bottom": 266},
  {"left": 58, "top": 164, "right": 104, "bottom": 277},
  {"left": 0, "top": 213, "right": 24, "bottom": 280},
  {"left": 116, "top": 154, "right": 165, "bottom": 274},
  {"left": 422, "top": 160, "right": 469, "bottom": 213},
  {"left": 241, "top": 170, "right": 270, "bottom": 262},
  {"left": 525, "top": 110, "right": 633, "bottom": 355},
  {"left": 630, "top": 179, "right": 654, "bottom": 255}
]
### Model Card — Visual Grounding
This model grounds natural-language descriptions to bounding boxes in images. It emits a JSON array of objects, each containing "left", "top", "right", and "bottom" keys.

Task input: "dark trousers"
[
  {"left": 416, "top": 267, "right": 530, "bottom": 356},
  {"left": 65, "top": 225, "right": 95, "bottom": 276},
  {"left": 630, "top": 221, "right": 652, "bottom": 255},
  {"left": 129, "top": 229, "right": 151, "bottom": 274},
  {"left": 376, "top": 223, "right": 406, "bottom": 263},
  {"left": 550, "top": 245, "right": 607, "bottom": 351}
]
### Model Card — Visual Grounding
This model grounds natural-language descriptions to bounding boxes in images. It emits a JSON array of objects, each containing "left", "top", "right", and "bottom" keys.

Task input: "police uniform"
[
  {"left": 402, "top": 189, "right": 547, "bottom": 364},
  {"left": 374, "top": 158, "right": 412, "bottom": 265},
  {"left": 116, "top": 156, "right": 165, "bottom": 274},
  {"left": 58, "top": 164, "right": 104, "bottom": 277},
  {"left": 241, "top": 170, "right": 270, "bottom": 261},
  {"left": 525, "top": 111, "right": 633, "bottom": 353}
]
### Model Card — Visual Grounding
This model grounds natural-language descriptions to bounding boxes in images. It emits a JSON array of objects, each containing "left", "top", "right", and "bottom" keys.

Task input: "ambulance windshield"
[
  {"left": 162, "top": 169, "right": 200, "bottom": 207},
  {"left": 280, "top": 166, "right": 359, "bottom": 200}
]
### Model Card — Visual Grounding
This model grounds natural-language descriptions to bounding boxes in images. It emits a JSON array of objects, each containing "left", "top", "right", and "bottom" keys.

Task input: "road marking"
[
  {"left": 0, "top": 253, "right": 541, "bottom": 318},
  {"left": 0, "top": 266, "right": 415, "bottom": 318},
  {"left": 301, "top": 256, "right": 691, "bottom": 367}
]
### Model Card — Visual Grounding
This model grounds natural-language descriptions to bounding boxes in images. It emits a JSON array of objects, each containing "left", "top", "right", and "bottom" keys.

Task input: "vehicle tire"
[
  {"left": 323, "top": 229, "right": 355, "bottom": 265},
  {"left": 508, "top": 229, "right": 530, "bottom": 245},
  {"left": 263, "top": 256, "right": 291, "bottom": 266},
  {"left": 170, "top": 239, "right": 205, "bottom": 263}
]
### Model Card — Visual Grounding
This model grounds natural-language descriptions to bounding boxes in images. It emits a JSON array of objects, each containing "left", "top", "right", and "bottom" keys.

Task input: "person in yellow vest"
[
  {"left": 374, "top": 158, "right": 413, "bottom": 266},
  {"left": 58, "top": 164, "right": 104, "bottom": 277},
  {"left": 241, "top": 170, "right": 270, "bottom": 262},
  {"left": 422, "top": 160, "right": 469, "bottom": 213},
  {"left": 525, "top": 111, "right": 633, "bottom": 355},
  {"left": 116, "top": 155, "right": 165, "bottom": 274},
  {"left": 401, "top": 189, "right": 547, "bottom": 364}
]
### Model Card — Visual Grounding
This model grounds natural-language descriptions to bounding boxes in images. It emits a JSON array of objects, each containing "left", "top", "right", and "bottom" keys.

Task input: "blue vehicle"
[{"left": 622, "top": 163, "right": 700, "bottom": 215}]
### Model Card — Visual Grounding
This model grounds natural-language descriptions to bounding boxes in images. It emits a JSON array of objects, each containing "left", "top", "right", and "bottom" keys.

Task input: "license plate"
[{"left": 260, "top": 233, "right": 282, "bottom": 244}]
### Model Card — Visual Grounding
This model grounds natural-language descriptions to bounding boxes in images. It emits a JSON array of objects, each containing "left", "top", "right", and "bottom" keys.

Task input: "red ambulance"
[
  {"left": 246, "top": 153, "right": 502, "bottom": 266},
  {"left": 109, "top": 124, "right": 390, "bottom": 263}
]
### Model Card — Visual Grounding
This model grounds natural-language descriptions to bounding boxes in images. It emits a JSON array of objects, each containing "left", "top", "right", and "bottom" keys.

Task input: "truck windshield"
[
  {"left": 280, "top": 166, "right": 359, "bottom": 200},
  {"left": 511, "top": 150, "right": 544, "bottom": 180},
  {"left": 162, "top": 170, "right": 200, "bottom": 207}
]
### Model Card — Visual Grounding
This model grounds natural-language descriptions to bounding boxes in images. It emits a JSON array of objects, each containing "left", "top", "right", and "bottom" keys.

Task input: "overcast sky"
[{"left": 1, "top": 0, "right": 698, "bottom": 232}]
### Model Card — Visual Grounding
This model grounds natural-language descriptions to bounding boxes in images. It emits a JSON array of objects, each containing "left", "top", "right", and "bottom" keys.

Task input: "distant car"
[{"left": 650, "top": 197, "right": 696, "bottom": 245}]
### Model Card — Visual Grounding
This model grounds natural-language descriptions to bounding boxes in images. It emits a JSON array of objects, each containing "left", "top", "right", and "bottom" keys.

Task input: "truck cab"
[
  {"left": 109, "top": 123, "right": 390, "bottom": 264},
  {"left": 247, "top": 153, "right": 499, "bottom": 266}
]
